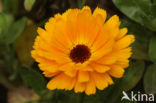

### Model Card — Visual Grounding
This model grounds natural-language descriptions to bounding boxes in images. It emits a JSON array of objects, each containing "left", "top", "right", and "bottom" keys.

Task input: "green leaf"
[
  {"left": 150, "top": 4, "right": 156, "bottom": 18},
  {"left": 113, "top": 0, "right": 156, "bottom": 31},
  {"left": 14, "top": 20, "right": 37, "bottom": 66},
  {"left": 119, "top": 61, "right": 145, "bottom": 91},
  {"left": 144, "top": 64, "right": 156, "bottom": 94},
  {"left": 77, "top": 0, "right": 86, "bottom": 9},
  {"left": 149, "top": 36, "right": 156, "bottom": 62},
  {"left": 20, "top": 66, "right": 46, "bottom": 96},
  {"left": 24, "top": 0, "right": 36, "bottom": 11},
  {"left": 6, "top": 17, "right": 27, "bottom": 44},
  {"left": 0, "top": 13, "right": 14, "bottom": 43},
  {"left": 132, "top": 46, "right": 149, "bottom": 61},
  {"left": 120, "top": 100, "right": 137, "bottom": 103},
  {"left": 83, "top": 95, "right": 101, "bottom": 103},
  {"left": 3, "top": 0, "right": 19, "bottom": 14},
  {"left": 0, "top": 13, "right": 27, "bottom": 44},
  {"left": 0, "top": 13, "right": 14, "bottom": 30},
  {"left": 107, "top": 61, "right": 145, "bottom": 103},
  {"left": 51, "top": 90, "right": 82, "bottom": 103}
]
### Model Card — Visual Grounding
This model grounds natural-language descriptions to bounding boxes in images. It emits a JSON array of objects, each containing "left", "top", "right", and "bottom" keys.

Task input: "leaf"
[
  {"left": 5, "top": 17, "right": 27, "bottom": 44},
  {"left": 121, "top": 19, "right": 151, "bottom": 60},
  {"left": 120, "top": 100, "right": 137, "bottom": 103},
  {"left": 77, "top": 0, "right": 86, "bottom": 9},
  {"left": 20, "top": 66, "right": 46, "bottom": 96},
  {"left": 107, "top": 61, "right": 145, "bottom": 103},
  {"left": 113, "top": 0, "right": 156, "bottom": 31},
  {"left": 132, "top": 46, "right": 149, "bottom": 61},
  {"left": 0, "top": 13, "right": 14, "bottom": 43},
  {"left": 150, "top": 4, "right": 156, "bottom": 18},
  {"left": 144, "top": 64, "right": 156, "bottom": 94},
  {"left": 3, "top": 0, "right": 19, "bottom": 14},
  {"left": 24, "top": 0, "right": 36, "bottom": 11},
  {"left": 149, "top": 36, "right": 156, "bottom": 62},
  {"left": 14, "top": 20, "right": 37, "bottom": 66},
  {"left": 0, "top": 14, "right": 26, "bottom": 44},
  {"left": 0, "top": 0, "right": 2, "bottom": 12},
  {"left": 119, "top": 61, "right": 145, "bottom": 91},
  {"left": 0, "top": 13, "right": 14, "bottom": 31},
  {"left": 83, "top": 94, "right": 102, "bottom": 103}
]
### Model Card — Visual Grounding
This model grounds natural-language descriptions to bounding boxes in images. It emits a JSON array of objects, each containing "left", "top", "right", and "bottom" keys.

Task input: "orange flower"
[{"left": 31, "top": 6, "right": 135, "bottom": 95}]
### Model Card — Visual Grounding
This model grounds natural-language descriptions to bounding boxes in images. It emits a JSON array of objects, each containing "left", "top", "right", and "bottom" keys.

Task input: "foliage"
[{"left": 20, "top": 66, "right": 46, "bottom": 96}]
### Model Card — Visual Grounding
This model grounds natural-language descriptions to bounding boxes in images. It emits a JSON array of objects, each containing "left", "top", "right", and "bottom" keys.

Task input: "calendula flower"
[{"left": 31, "top": 6, "right": 135, "bottom": 95}]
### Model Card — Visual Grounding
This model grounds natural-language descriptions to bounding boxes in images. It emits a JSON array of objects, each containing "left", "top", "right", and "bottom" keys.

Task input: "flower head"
[{"left": 31, "top": 6, "right": 135, "bottom": 95}]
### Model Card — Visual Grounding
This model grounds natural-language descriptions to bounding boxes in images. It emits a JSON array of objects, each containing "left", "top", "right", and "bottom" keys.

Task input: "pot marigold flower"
[{"left": 31, "top": 6, "right": 135, "bottom": 95}]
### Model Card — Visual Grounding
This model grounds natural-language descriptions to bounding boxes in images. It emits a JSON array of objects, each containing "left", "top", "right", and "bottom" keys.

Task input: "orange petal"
[
  {"left": 74, "top": 82, "right": 86, "bottom": 93},
  {"left": 43, "top": 71, "right": 60, "bottom": 77},
  {"left": 89, "top": 62, "right": 110, "bottom": 73},
  {"left": 93, "top": 7, "right": 107, "bottom": 24},
  {"left": 92, "top": 39, "right": 114, "bottom": 60},
  {"left": 109, "top": 65, "right": 125, "bottom": 78},
  {"left": 47, "top": 73, "right": 75, "bottom": 90},
  {"left": 64, "top": 69, "right": 77, "bottom": 77},
  {"left": 113, "top": 35, "right": 135, "bottom": 50},
  {"left": 78, "top": 71, "right": 89, "bottom": 82},
  {"left": 103, "top": 73, "right": 114, "bottom": 85},
  {"left": 85, "top": 74, "right": 96, "bottom": 95},
  {"left": 116, "top": 28, "right": 128, "bottom": 40},
  {"left": 91, "top": 72, "right": 108, "bottom": 90},
  {"left": 115, "top": 59, "right": 130, "bottom": 68},
  {"left": 95, "top": 52, "right": 117, "bottom": 65},
  {"left": 115, "top": 47, "right": 132, "bottom": 60}
]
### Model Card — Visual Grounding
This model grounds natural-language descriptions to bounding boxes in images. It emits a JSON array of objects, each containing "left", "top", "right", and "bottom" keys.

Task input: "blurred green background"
[{"left": 0, "top": 0, "right": 156, "bottom": 103}]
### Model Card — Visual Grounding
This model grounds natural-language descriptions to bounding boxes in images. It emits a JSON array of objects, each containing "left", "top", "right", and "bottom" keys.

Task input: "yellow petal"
[
  {"left": 35, "top": 50, "right": 68, "bottom": 64},
  {"left": 31, "top": 50, "right": 56, "bottom": 64},
  {"left": 91, "top": 27, "right": 110, "bottom": 52},
  {"left": 92, "top": 39, "right": 114, "bottom": 60},
  {"left": 43, "top": 71, "right": 60, "bottom": 77},
  {"left": 74, "top": 82, "right": 86, "bottom": 93},
  {"left": 73, "top": 7, "right": 92, "bottom": 45},
  {"left": 105, "top": 15, "right": 120, "bottom": 28},
  {"left": 64, "top": 69, "right": 77, "bottom": 77},
  {"left": 116, "top": 28, "right": 128, "bottom": 40},
  {"left": 85, "top": 74, "right": 96, "bottom": 95},
  {"left": 93, "top": 7, "right": 107, "bottom": 23},
  {"left": 95, "top": 52, "right": 117, "bottom": 65},
  {"left": 103, "top": 73, "right": 114, "bottom": 85},
  {"left": 115, "top": 47, "right": 132, "bottom": 63},
  {"left": 91, "top": 72, "right": 108, "bottom": 90},
  {"left": 38, "top": 64, "right": 58, "bottom": 72},
  {"left": 82, "top": 6, "right": 91, "bottom": 14},
  {"left": 113, "top": 35, "right": 135, "bottom": 50},
  {"left": 44, "top": 18, "right": 55, "bottom": 34},
  {"left": 109, "top": 65, "right": 125, "bottom": 78},
  {"left": 89, "top": 62, "right": 110, "bottom": 73},
  {"left": 47, "top": 73, "right": 75, "bottom": 90},
  {"left": 78, "top": 71, "right": 89, "bottom": 82},
  {"left": 115, "top": 59, "right": 130, "bottom": 68},
  {"left": 103, "top": 15, "right": 120, "bottom": 38},
  {"left": 44, "top": 17, "right": 72, "bottom": 50}
]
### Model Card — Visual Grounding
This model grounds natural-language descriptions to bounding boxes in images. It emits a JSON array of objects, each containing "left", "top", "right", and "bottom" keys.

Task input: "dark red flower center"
[{"left": 70, "top": 45, "right": 91, "bottom": 63}]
